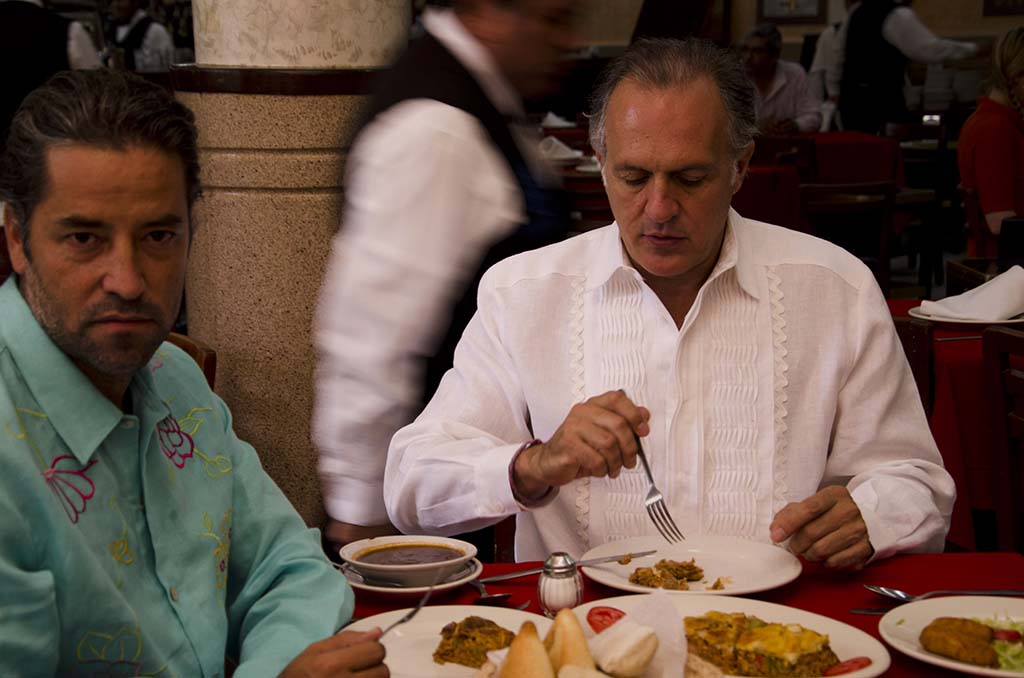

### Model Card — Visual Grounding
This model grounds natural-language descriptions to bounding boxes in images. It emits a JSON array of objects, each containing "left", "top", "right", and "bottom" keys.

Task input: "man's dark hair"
[
  {"left": 745, "top": 22, "right": 783, "bottom": 56},
  {"left": 0, "top": 69, "right": 201, "bottom": 249},
  {"left": 588, "top": 38, "right": 758, "bottom": 159}
]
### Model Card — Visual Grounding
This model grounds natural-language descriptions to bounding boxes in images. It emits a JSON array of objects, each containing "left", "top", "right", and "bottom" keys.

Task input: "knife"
[{"left": 477, "top": 549, "right": 658, "bottom": 584}]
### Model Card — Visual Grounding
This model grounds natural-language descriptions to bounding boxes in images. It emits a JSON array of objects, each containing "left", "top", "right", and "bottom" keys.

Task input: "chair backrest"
[
  {"left": 733, "top": 164, "right": 802, "bottom": 230},
  {"left": 799, "top": 181, "right": 897, "bottom": 295},
  {"left": 167, "top": 332, "right": 217, "bottom": 390},
  {"left": 883, "top": 122, "right": 951, "bottom": 196},
  {"left": 982, "top": 326, "right": 1024, "bottom": 552},
  {"left": 751, "top": 135, "right": 817, "bottom": 182},
  {"left": 893, "top": 316, "right": 934, "bottom": 416}
]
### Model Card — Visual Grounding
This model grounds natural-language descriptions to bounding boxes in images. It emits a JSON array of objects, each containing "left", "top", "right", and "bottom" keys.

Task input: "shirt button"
[
  {"left": 121, "top": 419, "right": 136, "bottom": 429},
  {"left": 170, "top": 586, "right": 179, "bottom": 602}
]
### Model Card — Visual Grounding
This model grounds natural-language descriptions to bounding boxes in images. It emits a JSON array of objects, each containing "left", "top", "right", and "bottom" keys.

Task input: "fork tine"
[
  {"left": 656, "top": 501, "right": 685, "bottom": 542},
  {"left": 645, "top": 503, "right": 672, "bottom": 543},
  {"left": 651, "top": 501, "right": 682, "bottom": 543}
]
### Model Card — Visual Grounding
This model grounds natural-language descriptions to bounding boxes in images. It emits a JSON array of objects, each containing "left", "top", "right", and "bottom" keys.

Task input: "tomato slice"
[
  {"left": 823, "top": 657, "right": 873, "bottom": 676},
  {"left": 994, "top": 629, "right": 1023, "bottom": 642},
  {"left": 586, "top": 606, "right": 626, "bottom": 633}
]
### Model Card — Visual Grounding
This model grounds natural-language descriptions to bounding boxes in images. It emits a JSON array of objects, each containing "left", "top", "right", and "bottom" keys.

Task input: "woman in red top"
[{"left": 958, "top": 28, "right": 1024, "bottom": 257}]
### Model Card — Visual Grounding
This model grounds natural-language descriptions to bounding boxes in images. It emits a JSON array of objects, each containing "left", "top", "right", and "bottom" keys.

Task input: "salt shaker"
[{"left": 538, "top": 551, "right": 583, "bottom": 618}]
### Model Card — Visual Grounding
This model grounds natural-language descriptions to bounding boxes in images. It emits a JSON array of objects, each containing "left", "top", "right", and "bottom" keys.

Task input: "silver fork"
[
  {"left": 634, "top": 434, "right": 685, "bottom": 542},
  {"left": 380, "top": 578, "right": 439, "bottom": 637}
]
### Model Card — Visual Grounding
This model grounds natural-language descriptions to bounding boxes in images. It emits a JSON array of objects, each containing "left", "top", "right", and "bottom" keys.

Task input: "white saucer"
[
  {"left": 908, "top": 306, "right": 1024, "bottom": 325},
  {"left": 339, "top": 558, "right": 482, "bottom": 596}
]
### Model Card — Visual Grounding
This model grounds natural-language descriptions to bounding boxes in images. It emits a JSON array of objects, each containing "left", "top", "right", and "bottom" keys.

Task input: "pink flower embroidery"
[
  {"left": 157, "top": 416, "right": 194, "bottom": 469},
  {"left": 148, "top": 357, "right": 163, "bottom": 373},
  {"left": 42, "top": 455, "right": 99, "bottom": 524}
]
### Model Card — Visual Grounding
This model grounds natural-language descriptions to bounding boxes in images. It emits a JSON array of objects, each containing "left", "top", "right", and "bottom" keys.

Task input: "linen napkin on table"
[
  {"left": 919, "top": 265, "right": 1024, "bottom": 321},
  {"left": 538, "top": 135, "right": 582, "bottom": 161},
  {"left": 541, "top": 111, "right": 575, "bottom": 128}
]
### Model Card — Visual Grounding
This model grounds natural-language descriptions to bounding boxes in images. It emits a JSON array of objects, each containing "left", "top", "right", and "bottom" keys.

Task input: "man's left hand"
[{"left": 769, "top": 486, "right": 873, "bottom": 569}]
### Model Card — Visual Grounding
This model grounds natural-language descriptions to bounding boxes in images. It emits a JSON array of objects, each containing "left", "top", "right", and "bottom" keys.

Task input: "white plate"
[
  {"left": 347, "top": 604, "right": 549, "bottom": 677},
  {"left": 908, "top": 306, "right": 1024, "bottom": 325},
  {"left": 576, "top": 594, "right": 890, "bottom": 678},
  {"left": 580, "top": 535, "right": 802, "bottom": 596},
  {"left": 879, "top": 596, "right": 1024, "bottom": 676},
  {"left": 341, "top": 558, "right": 482, "bottom": 596}
]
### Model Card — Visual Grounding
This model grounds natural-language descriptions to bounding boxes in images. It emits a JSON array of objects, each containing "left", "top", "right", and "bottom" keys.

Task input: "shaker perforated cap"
[{"left": 542, "top": 551, "right": 578, "bottom": 577}]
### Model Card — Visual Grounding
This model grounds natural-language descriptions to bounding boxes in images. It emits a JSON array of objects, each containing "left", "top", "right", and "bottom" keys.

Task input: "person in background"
[
  {"left": 839, "top": 0, "right": 977, "bottom": 133},
  {"left": 313, "top": 0, "right": 576, "bottom": 555},
  {"left": 958, "top": 28, "right": 1024, "bottom": 258},
  {"left": 0, "top": 0, "right": 101, "bottom": 152},
  {"left": 105, "top": 0, "right": 175, "bottom": 72},
  {"left": 385, "top": 38, "right": 953, "bottom": 566},
  {"left": 0, "top": 70, "right": 386, "bottom": 677},
  {"left": 741, "top": 23, "right": 822, "bottom": 134}
]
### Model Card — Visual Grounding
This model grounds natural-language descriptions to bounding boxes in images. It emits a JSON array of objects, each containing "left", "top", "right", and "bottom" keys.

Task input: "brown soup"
[{"left": 355, "top": 543, "right": 464, "bottom": 566}]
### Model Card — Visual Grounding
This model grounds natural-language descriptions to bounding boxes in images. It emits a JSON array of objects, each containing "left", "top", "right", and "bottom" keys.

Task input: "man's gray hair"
[
  {"left": 745, "top": 22, "right": 783, "bottom": 55},
  {"left": 588, "top": 38, "right": 758, "bottom": 159}
]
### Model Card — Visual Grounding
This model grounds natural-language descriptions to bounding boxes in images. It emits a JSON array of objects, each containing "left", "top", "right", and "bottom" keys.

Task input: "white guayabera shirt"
[{"left": 385, "top": 211, "right": 955, "bottom": 562}]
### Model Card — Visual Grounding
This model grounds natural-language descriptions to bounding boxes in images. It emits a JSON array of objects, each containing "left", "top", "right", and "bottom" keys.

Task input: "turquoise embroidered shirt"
[{"left": 0, "top": 278, "right": 354, "bottom": 677}]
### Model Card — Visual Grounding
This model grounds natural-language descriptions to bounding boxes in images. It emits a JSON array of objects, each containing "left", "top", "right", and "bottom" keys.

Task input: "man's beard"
[{"left": 19, "top": 266, "right": 174, "bottom": 381}]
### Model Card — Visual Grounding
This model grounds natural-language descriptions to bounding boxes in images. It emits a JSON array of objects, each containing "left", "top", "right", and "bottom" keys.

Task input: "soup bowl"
[{"left": 339, "top": 535, "right": 477, "bottom": 587}]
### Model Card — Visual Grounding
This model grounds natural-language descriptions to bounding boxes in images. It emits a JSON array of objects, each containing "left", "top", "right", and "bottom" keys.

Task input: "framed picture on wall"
[
  {"left": 983, "top": 0, "right": 1024, "bottom": 15},
  {"left": 757, "top": 0, "right": 826, "bottom": 24}
]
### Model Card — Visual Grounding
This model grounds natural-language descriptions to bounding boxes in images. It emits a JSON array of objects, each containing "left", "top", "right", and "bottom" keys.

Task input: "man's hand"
[
  {"left": 281, "top": 628, "right": 388, "bottom": 678},
  {"left": 325, "top": 520, "right": 400, "bottom": 549},
  {"left": 513, "top": 390, "right": 650, "bottom": 498},
  {"left": 770, "top": 486, "right": 874, "bottom": 569}
]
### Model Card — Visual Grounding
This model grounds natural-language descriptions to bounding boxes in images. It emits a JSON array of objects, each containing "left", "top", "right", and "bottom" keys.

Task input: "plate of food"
[
  {"left": 346, "top": 605, "right": 550, "bottom": 677},
  {"left": 878, "top": 596, "right": 1024, "bottom": 676},
  {"left": 579, "top": 535, "right": 802, "bottom": 596},
  {"left": 575, "top": 594, "right": 890, "bottom": 678}
]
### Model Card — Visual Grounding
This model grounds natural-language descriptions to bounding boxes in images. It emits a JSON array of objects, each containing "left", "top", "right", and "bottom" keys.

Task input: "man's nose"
[
  {"left": 644, "top": 176, "right": 680, "bottom": 224},
  {"left": 101, "top": 243, "right": 145, "bottom": 300}
]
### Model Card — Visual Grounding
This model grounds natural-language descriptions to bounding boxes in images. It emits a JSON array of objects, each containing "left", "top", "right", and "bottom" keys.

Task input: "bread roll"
[
  {"left": 591, "top": 618, "right": 659, "bottom": 678},
  {"left": 545, "top": 609, "right": 597, "bottom": 671},
  {"left": 500, "top": 622, "right": 555, "bottom": 678}
]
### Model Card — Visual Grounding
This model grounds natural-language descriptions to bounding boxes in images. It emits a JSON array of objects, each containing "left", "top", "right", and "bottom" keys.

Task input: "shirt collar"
[
  {"left": 422, "top": 7, "right": 525, "bottom": 117},
  {"left": 0, "top": 277, "right": 169, "bottom": 464},
  {"left": 762, "top": 62, "right": 790, "bottom": 104},
  {"left": 586, "top": 209, "right": 759, "bottom": 300}
]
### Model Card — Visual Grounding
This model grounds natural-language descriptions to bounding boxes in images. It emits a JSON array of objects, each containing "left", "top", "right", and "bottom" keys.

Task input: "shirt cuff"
[
  {"left": 508, "top": 439, "right": 559, "bottom": 510},
  {"left": 323, "top": 476, "right": 390, "bottom": 526}
]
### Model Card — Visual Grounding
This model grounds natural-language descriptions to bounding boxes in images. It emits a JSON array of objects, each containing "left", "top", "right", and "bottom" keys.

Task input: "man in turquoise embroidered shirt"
[{"left": 0, "top": 71, "right": 388, "bottom": 677}]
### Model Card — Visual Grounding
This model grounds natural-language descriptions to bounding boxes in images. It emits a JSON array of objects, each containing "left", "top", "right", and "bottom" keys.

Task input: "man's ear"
[
  {"left": 2, "top": 205, "right": 29, "bottom": 275},
  {"left": 731, "top": 142, "right": 755, "bottom": 195}
]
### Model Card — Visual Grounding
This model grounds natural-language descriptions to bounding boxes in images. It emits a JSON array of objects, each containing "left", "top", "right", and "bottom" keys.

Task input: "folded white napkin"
[
  {"left": 539, "top": 136, "right": 583, "bottom": 160},
  {"left": 542, "top": 111, "right": 575, "bottom": 128},
  {"left": 919, "top": 265, "right": 1024, "bottom": 321}
]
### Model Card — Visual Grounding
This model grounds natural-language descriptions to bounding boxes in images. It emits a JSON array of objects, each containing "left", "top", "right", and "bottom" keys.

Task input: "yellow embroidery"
[
  {"left": 75, "top": 624, "right": 168, "bottom": 676},
  {"left": 108, "top": 498, "right": 135, "bottom": 567},
  {"left": 176, "top": 407, "right": 233, "bottom": 479},
  {"left": 199, "top": 508, "right": 232, "bottom": 593},
  {"left": 4, "top": 408, "right": 50, "bottom": 468}
]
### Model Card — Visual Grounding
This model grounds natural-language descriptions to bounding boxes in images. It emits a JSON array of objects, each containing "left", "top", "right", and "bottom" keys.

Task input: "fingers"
[
  {"left": 311, "top": 629, "right": 382, "bottom": 654},
  {"left": 591, "top": 390, "right": 650, "bottom": 437},
  {"left": 773, "top": 487, "right": 873, "bottom": 569},
  {"left": 318, "top": 638, "right": 387, "bottom": 674}
]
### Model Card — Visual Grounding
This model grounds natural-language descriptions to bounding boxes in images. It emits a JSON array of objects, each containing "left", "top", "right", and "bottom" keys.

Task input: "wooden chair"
[
  {"left": 733, "top": 165, "right": 801, "bottom": 230},
  {"left": 982, "top": 327, "right": 1024, "bottom": 552},
  {"left": 0, "top": 231, "right": 11, "bottom": 285},
  {"left": 167, "top": 332, "right": 217, "bottom": 390},
  {"left": 893, "top": 316, "right": 934, "bottom": 417},
  {"left": 800, "top": 181, "right": 897, "bottom": 296}
]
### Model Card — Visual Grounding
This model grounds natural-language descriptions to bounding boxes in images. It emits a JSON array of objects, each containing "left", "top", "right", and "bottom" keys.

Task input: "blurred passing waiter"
[
  {"left": 0, "top": 0, "right": 100, "bottom": 152},
  {"left": 839, "top": 0, "right": 976, "bottom": 133},
  {"left": 314, "top": 0, "right": 577, "bottom": 554}
]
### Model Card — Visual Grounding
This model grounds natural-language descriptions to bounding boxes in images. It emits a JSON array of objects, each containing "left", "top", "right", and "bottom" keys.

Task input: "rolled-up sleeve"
[{"left": 825, "top": 282, "right": 955, "bottom": 559}]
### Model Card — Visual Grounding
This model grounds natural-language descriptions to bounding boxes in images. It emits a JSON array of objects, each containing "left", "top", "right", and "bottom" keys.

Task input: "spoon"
[
  {"left": 470, "top": 579, "right": 513, "bottom": 606},
  {"left": 864, "top": 584, "right": 1024, "bottom": 603}
]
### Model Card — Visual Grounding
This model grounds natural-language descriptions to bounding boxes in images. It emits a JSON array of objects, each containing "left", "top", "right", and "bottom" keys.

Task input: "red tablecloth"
[
  {"left": 814, "top": 131, "right": 905, "bottom": 186},
  {"left": 353, "top": 553, "right": 1024, "bottom": 678},
  {"left": 888, "top": 298, "right": 989, "bottom": 550}
]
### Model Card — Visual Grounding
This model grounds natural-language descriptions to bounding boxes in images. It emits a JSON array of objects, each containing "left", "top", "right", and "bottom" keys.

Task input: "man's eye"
[
  {"left": 622, "top": 176, "right": 648, "bottom": 187},
  {"left": 678, "top": 176, "right": 707, "bottom": 187},
  {"left": 68, "top": 233, "right": 97, "bottom": 246},
  {"left": 147, "top": 230, "right": 177, "bottom": 244}
]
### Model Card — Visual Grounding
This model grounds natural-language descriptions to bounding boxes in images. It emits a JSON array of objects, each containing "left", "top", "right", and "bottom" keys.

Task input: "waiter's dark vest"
[
  {"left": 106, "top": 14, "right": 154, "bottom": 72},
  {"left": 839, "top": 0, "right": 909, "bottom": 133},
  {"left": 361, "top": 32, "right": 570, "bottom": 408},
  {"left": 0, "top": 1, "right": 70, "bottom": 152}
]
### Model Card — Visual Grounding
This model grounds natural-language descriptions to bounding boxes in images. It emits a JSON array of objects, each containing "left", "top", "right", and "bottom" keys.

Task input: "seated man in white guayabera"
[{"left": 385, "top": 38, "right": 954, "bottom": 567}]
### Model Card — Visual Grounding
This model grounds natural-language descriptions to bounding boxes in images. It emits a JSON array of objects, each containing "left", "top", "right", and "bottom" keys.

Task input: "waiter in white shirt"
[
  {"left": 105, "top": 0, "right": 175, "bottom": 73},
  {"left": 313, "top": 0, "right": 576, "bottom": 554},
  {"left": 839, "top": 0, "right": 977, "bottom": 133},
  {"left": 385, "top": 37, "right": 954, "bottom": 566}
]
